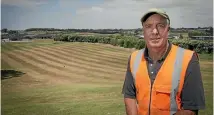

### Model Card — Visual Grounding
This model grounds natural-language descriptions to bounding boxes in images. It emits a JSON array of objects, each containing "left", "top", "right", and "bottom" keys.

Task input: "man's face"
[{"left": 143, "top": 14, "right": 169, "bottom": 49}]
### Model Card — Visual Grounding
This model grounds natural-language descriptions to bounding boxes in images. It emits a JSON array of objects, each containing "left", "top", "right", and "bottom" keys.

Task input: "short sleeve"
[
  {"left": 122, "top": 56, "right": 136, "bottom": 99},
  {"left": 181, "top": 52, "right": 206, "bottom": 110}
]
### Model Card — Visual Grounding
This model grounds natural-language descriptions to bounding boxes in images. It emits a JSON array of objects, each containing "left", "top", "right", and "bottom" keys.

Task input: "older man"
[{"left": 122, "top": 8, "right": 205, "bottom": 115}]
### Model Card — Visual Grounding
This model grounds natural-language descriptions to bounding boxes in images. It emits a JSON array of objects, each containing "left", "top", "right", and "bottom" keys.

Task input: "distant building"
[
  {"left": 136, "top": 35, "right": 144, "bottom": 38},
  {"left": 168, "top": 33, "right": 180, "bottom": 39},
  {"left": 23, "top": 35, "right": 35, "bottom": 39},
  {"left": 1, "top": 33, "right": 9, "bottom": 39},
  {"left": 136, "top": 34, "right": 180, "bottom": 39},
  {"left": 1, "top": 38, "right": 10, "bottom": 42},
  {"left": 191, "top": 36, "right": 213, "bottom": 40}
]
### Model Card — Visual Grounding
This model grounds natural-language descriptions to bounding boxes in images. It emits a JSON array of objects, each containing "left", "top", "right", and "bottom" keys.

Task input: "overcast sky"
[{"left": 1, "top": 0, "right": 213, "bottom": 30}]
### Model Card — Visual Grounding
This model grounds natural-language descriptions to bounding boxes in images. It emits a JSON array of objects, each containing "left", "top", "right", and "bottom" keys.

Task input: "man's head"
[{"left": 141, "top": 8, "right": 170, "bottom": 49}]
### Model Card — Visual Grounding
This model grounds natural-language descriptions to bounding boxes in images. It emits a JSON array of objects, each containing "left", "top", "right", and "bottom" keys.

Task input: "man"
[{"left": 122, "top": 8, "right": 205, "bottom": 115}]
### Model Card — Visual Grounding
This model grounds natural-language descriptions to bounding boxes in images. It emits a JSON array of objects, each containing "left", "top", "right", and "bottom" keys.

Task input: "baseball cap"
[{"left": 141, "top": 8, "right": 170, "bottom": 25}]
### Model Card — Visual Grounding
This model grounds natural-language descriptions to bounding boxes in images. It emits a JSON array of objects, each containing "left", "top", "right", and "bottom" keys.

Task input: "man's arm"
[
  {"left": 175, "top": 52, "right": 205, "bottom": 115},
  {"left": 124, "top": 98, "right": 138, "bottom": 115},
  {"left": 174, "top": 110, "right": 196, "bottom": 115},
  {"left": 122, "top": 56, "right": 138, "bottom": 115}
]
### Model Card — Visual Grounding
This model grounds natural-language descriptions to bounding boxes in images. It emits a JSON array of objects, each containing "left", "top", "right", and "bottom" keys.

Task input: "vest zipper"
[{"left": 148, "top": 82, "right": 152, "bottom": 115}]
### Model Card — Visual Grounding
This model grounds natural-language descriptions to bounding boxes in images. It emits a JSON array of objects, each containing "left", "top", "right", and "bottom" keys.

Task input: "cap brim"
[{"left": 141, "top": 11, "right": 169, "bottom": 23}]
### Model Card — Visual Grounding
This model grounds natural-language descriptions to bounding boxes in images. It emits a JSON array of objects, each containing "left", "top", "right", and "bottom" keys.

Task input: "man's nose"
[{"left": 152, "top": 28, "right": 158, "bottom": 34}]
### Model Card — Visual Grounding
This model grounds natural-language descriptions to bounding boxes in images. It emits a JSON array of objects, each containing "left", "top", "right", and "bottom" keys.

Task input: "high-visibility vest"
[{"left": 130, "top": 44, "right": 194, "bottom": 115}]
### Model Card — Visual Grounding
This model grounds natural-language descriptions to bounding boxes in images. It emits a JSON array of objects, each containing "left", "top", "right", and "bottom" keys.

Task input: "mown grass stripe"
[
  {"left": 1, "top": 42, "right": 125, "bottom": 76},
  {"left": 1, "top": 54, "right": 51, "bottom": 83},
  {"left": 70, "top": 42, "right": 133, "bottom": 53},
  {"left": 6, "top": 50, "right": 123, "bottom": 82},
  {"left": 40, "top": 42, "right": 131, "bottom": 57},
  {"left": 28, "top": 43, "right": 129, "bottom": 66},
  {"left": 14, "top": 49, "right": 123, "bottom": 78},
  {"left": 61, "top": 43, "right": 130, "bottom": 57},
  {"left": 28, "top": 46, "right": 126, "bottom": 71},
  {"left": 1, "top": 57, "right": 13, "bottom": 70},
  {"left": 53, "top": 45, "right": 129, "bottom": 63},
  {"left": 43, "top": 46, "right": 129, "bottom": 67},
  {"left": 31, "top": 42, "right": 129, "bottom": 62},
  {"left": 18, "top": 47, "right": 125, "bottom": 75},
  {"left": 2, "top": 42, "right": 128, "bottom": 83},
  {"left": 2, "top": 42, "right": 130, "bottom": 64},
  {"left": 1, "top": 41, "right": 79, "bottom": 53},
  {"left": 4, "top": 52, "right": 96, "bottom": 82}
]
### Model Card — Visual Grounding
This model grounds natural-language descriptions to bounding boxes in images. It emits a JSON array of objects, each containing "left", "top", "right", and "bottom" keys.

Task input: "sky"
[{"left": 1, "top": 0, "right": 213, "bottom": 30}]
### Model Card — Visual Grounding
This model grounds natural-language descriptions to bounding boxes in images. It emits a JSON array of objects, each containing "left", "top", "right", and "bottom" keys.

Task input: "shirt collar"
[{"left": 144, "top": 41, "right": 172, "bottom": 63}]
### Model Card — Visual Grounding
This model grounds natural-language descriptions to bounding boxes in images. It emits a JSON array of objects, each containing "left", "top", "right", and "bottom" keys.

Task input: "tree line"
[
  {"left": 188, "top": 29, "right": 213, "bottom": 37},
  {"left": 54, "top": 35, "right": 213, "bottom": 54}
]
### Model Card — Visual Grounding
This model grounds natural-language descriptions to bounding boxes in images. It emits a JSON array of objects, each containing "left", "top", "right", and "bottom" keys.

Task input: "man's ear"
[{"left": 168, "top": 26, "right": 170, "bottom": 31}]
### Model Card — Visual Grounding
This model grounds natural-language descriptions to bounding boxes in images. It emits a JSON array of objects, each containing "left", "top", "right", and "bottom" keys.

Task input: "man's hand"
[
  {"left": 174, "top": 110, "right": 196, "bottom": 115},
  {"left": 124, "top": 98, "right": 138, "bottom": 115}
]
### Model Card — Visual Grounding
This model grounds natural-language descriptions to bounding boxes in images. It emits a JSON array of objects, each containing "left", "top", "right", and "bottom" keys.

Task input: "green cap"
[{"left": 141, "top": 8, "right": 170, "bottom": 25}]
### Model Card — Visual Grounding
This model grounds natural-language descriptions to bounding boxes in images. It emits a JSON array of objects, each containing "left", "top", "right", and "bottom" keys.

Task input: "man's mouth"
[{"left": 150, "top": 38, "right": 161, "bottom": 40}]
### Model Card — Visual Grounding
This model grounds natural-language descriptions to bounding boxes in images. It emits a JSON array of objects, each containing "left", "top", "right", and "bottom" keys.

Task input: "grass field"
[{"left": 1, "top": 39, "right": 213, "bottom": 115}]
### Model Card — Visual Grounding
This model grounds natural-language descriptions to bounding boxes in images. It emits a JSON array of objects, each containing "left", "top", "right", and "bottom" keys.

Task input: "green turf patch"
[{"left": 2, "top": 84, "right": 125, "bottom": 115}]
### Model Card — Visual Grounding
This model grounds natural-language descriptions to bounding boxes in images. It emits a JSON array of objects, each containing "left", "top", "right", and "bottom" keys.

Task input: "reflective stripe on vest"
[
  {"left": 131, "top": 47, "right": 185, "bottom": 115},
  {"left": 132, "top": 48, "right": 145, "bottom": 84},
  {"left": 170, "top": 47, "right": 185, "bottom": 115}
]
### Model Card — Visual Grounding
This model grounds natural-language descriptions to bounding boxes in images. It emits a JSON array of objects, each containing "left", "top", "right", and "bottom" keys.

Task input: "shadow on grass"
[{"left": 1, "top": 70, "right": 25, "bottom": 80}]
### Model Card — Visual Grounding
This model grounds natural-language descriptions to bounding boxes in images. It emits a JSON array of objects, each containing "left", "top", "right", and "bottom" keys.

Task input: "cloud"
[
  {"left": 1, "top": 0, "right": 213, "bottom": 29},
  {"left": 59, "top": 0, "right": 87, "bottom": 9},
  {"left": 91, "top": 7, "right": 103, "bottom": 12},
  {"left": 72, "top": 0, "right": 213, "bottom": 28},
  {"left": 76, "top": 6, "right": 103, "bottom": 15},
  {"left": 1, "top": 0, "right": 48, "bottom": 8}
]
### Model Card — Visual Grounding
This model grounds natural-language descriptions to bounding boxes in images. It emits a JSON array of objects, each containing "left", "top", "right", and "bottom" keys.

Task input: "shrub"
[{"left": 54, "top": 35, "right": 213, "bottom": 54}]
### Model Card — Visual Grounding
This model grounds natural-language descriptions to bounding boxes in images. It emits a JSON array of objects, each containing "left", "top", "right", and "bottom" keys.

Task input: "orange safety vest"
[{"left": 130, "top": 44, "right": 194, "bottom": 115}]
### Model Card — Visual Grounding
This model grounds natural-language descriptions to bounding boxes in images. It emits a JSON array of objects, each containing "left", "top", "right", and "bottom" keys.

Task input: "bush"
[
  {"left": 110, "top": 38, "right": 118, "bottom": 46},
  {"left": 118, "top": 39, "right": 124, "bottom": 47},
  {"left": 54, "top": 35, "right": 213, "bottom": 54},
  {"left": 135, "top": 39, "right": 145, "bottom": 49},
  {"left": 170, "top": 39, "right": 213, "bottom": 53}
]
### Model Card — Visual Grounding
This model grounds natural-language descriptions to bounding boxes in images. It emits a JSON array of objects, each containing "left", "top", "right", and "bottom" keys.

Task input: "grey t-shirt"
[{"left": 122, "top": 43, "right": 205, "bottom": 114}]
